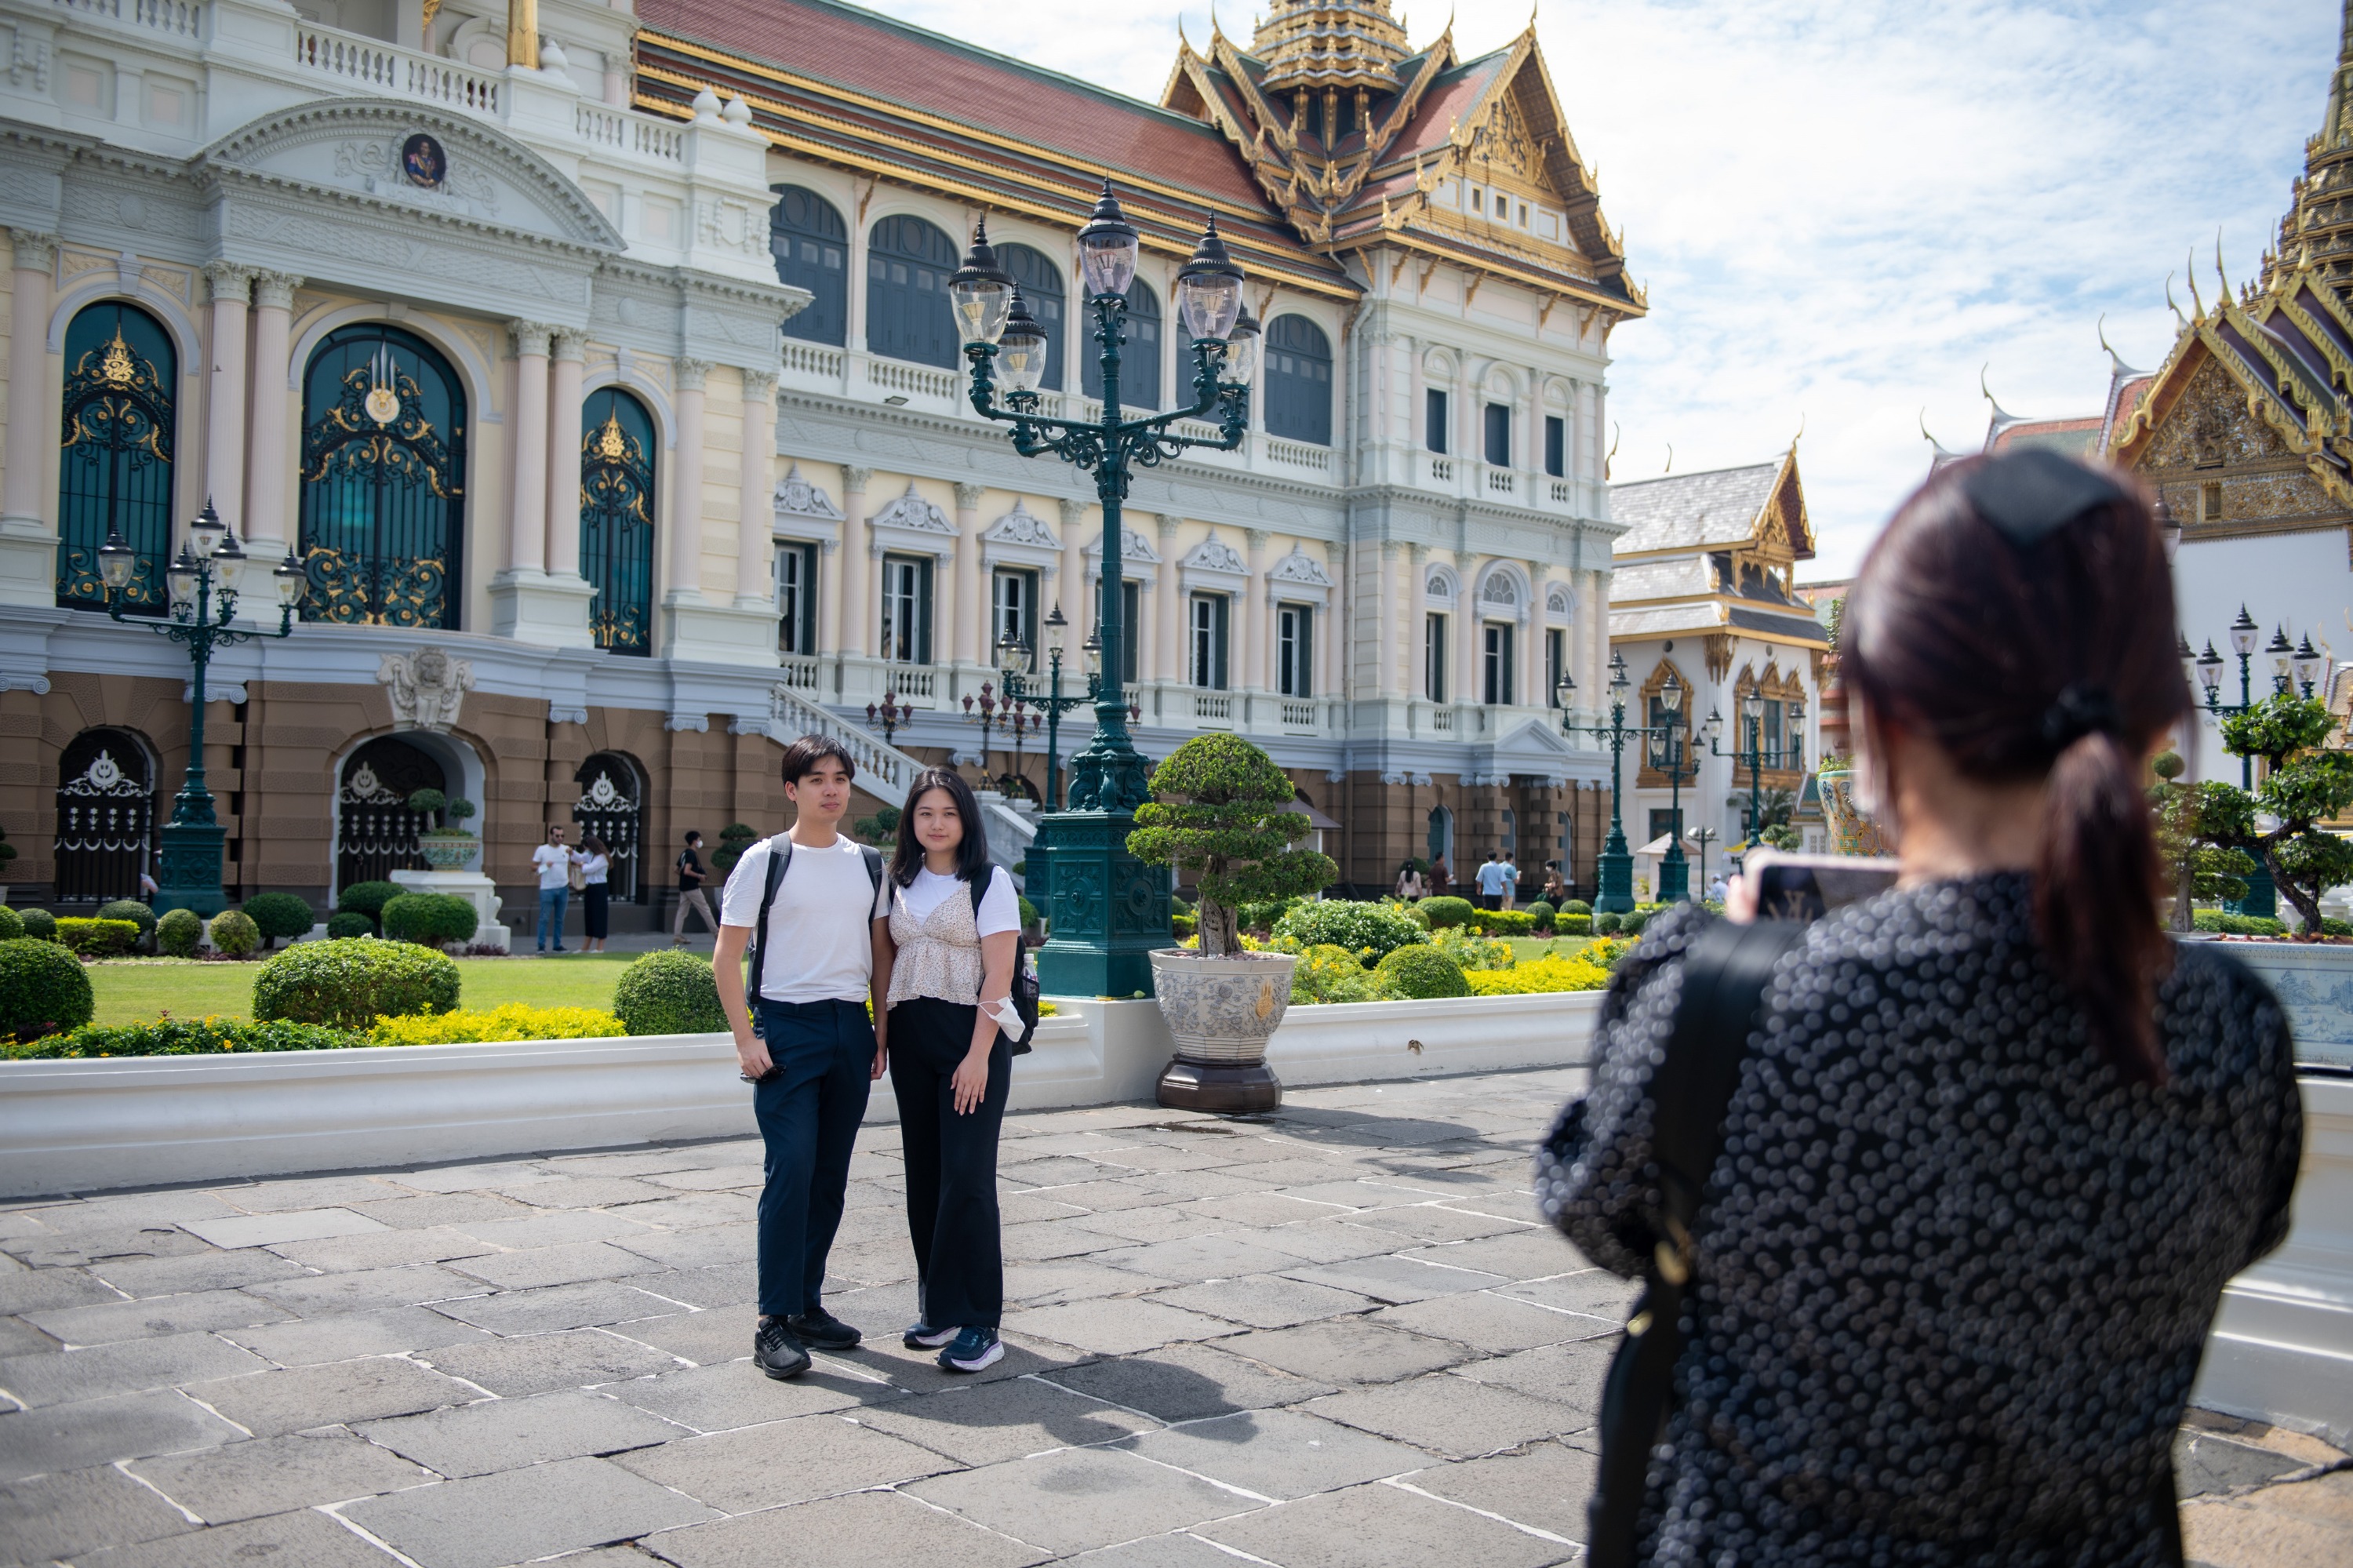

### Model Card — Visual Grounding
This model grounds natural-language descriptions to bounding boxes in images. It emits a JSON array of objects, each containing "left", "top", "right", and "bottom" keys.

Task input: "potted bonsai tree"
[
  {"left": 408, "top": 788, "right": 481, "bottom": 871},
  {"left": 1127, "top": 734, "right": 1336, "bottom": 1112}
]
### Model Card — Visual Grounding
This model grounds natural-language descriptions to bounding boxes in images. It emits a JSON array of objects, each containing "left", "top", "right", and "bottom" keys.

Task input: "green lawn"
[
  {"left": 85, "top": 954, "right": 644, "bottom": 1027},
  {"left": 1505, "top": 936, "right": 1591, "bottom": 964}
]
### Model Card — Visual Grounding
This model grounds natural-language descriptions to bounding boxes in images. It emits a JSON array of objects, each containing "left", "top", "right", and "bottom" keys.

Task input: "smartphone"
[{"left": 1744, "top": 850, "right": 1900, "bottom": 923}]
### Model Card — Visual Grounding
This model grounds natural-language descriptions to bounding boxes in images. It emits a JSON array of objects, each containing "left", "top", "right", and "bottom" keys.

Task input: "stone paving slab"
[{"left": 0, "top": 1063, "right": 2339, "bottom": 1565}]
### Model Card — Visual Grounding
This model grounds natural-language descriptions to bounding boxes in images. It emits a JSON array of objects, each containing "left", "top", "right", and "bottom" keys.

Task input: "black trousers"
[
  {"left": 751, "top": 999, "right": 874, "bottom": 1318},
  {"left": 887, "top": 995, "right": 1009, "bottom": 1330}
]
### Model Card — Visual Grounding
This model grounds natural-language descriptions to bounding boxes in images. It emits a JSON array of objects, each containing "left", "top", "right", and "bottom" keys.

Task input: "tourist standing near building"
[
  {"left": 1475, "top": 852, "right": 1507, "bottom": 911},
  {"left": 1430, "top": 855, "right": 1453, "bottom": 897},
  {"left": 712, "top": 737, "right": 892, "bottom": 1381},
  {"left": 1395, "top": 860, "right": 1427, "bottom": 900},
  {"left": 531, "top": 826, "right": 576, "bottom": 955},
  {"left": 1501, "top": 851, "right": 1522, "bottom": 911},
  {"left": 673, "top": 831, "right": 716, "bottom": 946},
  {"left": 1539, "top": 453, "right": 2304, "bottom": 1562},
  {"left": 874, "top": 768, "right": 1022, "bottom": 1374},
  {"left": 578, "top": 835, "right": 613, "bottom": 954}
]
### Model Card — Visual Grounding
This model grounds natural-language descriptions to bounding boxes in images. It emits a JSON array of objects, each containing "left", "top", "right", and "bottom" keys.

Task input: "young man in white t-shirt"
[
  {"left": 530, "top": 825, "right": 578, "bottom": 954},
  {"left": 714, "top": 735, "right": 891, "bottom": 1381}
]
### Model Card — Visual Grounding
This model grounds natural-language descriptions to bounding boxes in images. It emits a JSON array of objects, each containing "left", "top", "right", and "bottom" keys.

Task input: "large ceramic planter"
[
  {"left": 1147, "top": 948, "right": 1297, "bottom": 1113},
  {"left": 417, "top": 833, "right": 479, "bottom": 871},
  {"left": 1817, "top": 766, "right": 1890, "bottom": 857}
]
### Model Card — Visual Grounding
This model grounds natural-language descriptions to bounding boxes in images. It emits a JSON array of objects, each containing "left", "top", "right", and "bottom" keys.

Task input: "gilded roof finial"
[
  {"left": 1662, "top": 442, "right": 1673, "bottom": 475},
  {"left": 2184, "top": 250, "right": 2205, "bottom": 319},
  {"left": 1789, "top": 413, "right": 1804, "bottom": 453},
  {"left": 2166, "top": 271, "right": 2187, "bottom": 328},
  {"left": 2215, "top": 228, "right": 2231, "bottom": 302}
]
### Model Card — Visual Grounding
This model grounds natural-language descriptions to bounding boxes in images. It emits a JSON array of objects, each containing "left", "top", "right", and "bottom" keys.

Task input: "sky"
[{"left": 886, "top": 0, "right": 2337, "bottom": 577}]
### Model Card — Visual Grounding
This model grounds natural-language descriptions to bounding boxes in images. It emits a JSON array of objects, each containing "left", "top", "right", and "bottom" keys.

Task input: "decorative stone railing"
[
  {"left": 292, "top": 26, "right": 500, "bottom": 112},
  {"left": 573, "top": 103, "right": 686, "bottom": 163}
]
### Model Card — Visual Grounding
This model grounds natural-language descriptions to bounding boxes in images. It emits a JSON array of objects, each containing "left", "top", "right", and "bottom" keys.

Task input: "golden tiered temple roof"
[
  {"left": 1253, "top": 1, "right": 1412, "bottom": 96},
  {"left": 2264, "top": 0, "right": 2353, "bottom": 299}
]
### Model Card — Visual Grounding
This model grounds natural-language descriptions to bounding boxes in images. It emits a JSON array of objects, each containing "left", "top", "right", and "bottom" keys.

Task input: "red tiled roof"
[
  {"left": 1988, "top": 416, "right": 2103, "bottom": 458},
  {"left": 1383, "top": 55, "right": 1510, "bottom": 162}
]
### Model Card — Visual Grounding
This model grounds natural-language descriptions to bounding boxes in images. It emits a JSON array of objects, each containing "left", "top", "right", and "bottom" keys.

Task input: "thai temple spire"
[
  {"left": 1251, "top": 0, "right": 1412, "bottom": 96},
  {"left": 2268, "top": 0, "right": 2353, "bottom": 296}
]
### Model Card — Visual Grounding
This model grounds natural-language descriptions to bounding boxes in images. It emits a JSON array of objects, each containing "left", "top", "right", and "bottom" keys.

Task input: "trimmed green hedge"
[
  {"left": 242, "top": 892, "right": 315, "bottom": 946},
  {"left": 381, "top": 892, "right": 479, "bottom": 946},
  {"left": 612, "top": 949, "right": 726, "bottom": 1035},
  {"left": 2194, "top": 910, "right": 2289, "bottom": 937},
  {"left": 158, "top": 908, "right": 203, "bottom": 958},
  {"left": 97, "top": 899, "right": 156, "bottom": 944},
  {"left": 1272, "top": 900, "right": 1428, "bottom": 962},
  {"left": 19, "top": 908, "right": 56, "bottom": 941},
  {"left": 0, "top": 906, "right": 20, "bottom": 942},
  {"left": 1560, "top": 913, "right": 1593, "bottom": 935},
  {"left": 1471, "top": 908, "right": 1538, "bottom": 936},
  {"left": 252, "top": 938, "right": 460, "bottom": 1028},
  {"left": 1375, "top": 944, "right": 1470, "bottom": 1000},
  {"left": 326, "top": 912, "right": 373, "bottom": 940},
  {"left": 56, "top": 918, "right": 141, "bottom": 956},
  {"left": 9, "top": 1017, "right": 364, "bottom": 1059},
  {"left": 0, "top": 938, "right": 96, "bottom": 1041}
]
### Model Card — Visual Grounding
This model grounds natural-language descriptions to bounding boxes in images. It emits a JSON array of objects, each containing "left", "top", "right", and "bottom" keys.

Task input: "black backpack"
[
  {"left": 745, "top": 835, "right": 884, "bottom": 1023},
  {"left": 969, "top": 872, "right": 1039, "bottom": 1057}
]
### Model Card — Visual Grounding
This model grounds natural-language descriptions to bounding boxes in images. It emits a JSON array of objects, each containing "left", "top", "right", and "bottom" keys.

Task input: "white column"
[
  {"left": 1155, "top": 514, "right": 1182, "bottom": 682},
  {"left": 1398, "top": 545, "right": 1422, "bottom": 699},
  {"left": 1315, "top": 563, "right": 1336, "bottom": 696},
  {"left": 1373, "top": 540, "right": 1396, "bottom": 698},
  {"left": 2, "top": 231, "right": 57, "bottom": 532},
  {"left": 506, "top": 321, "right": 552, "bottom": 576},
  {"left": 1242, "top": 528, "right": 1270, "bottom": 692},
  {"left": 953, "top": 481, "right": 984, "bottom": 664},
  {"left": 546, "top": 329, "right": 587, "bottom": 580},
  {"left": 201, "top": 264, "right": 256, "bottom": 528},
  {"left": 1521, "top": 588, "right": 1543, "bottom": 708},
  {"left": 1406, "top": 337, "right": 1423, "bottom": 460},
  {"left": 734, "top": 369, "right": 776, "bottom": 607},
  {"left": 1057, "top": 498, "right": 1088, "bottom": 631},
  {"left": 839, "top": 466, "right": 872, "bottom": 655},
  {"left": 242, "top": 272, "right": 301, "bottom": 561},
  {"left": 1457, "top": 561, "right": 1480, "bottom": 705},
  {"left": 665, "top": 356, "right": 709, "bottom": 602}
]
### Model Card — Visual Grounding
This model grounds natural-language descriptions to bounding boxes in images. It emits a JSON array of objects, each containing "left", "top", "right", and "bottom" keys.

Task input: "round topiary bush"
[
  {"left": 19, "top": 908, "right": 56, "bottom": 941},
  {"left": 380, "top": 892, "right": 479, "bottom": 947},
  {"left": 252, "top": 937, "right": 460, "bottom": 1028},
  {"left": 0, "top": 906, "right": 20, "bottom": 942},
  {"left": 326, "top": 911, "right": 373, "bottom": 940},
  {"left": 612, "top": 949, "right": 726, "bottom": 1035},
  {"left": 0, "top": 937, "right": 96, "bottom": 1041},
  {"left": 1620, "top": 908, "right": 1653, "bottom": 937},
  {"left": 242, "top": 892, "right": 315, "bottom": 948},
  {"left": 1527, "top": 900, "right": 1556, "bottom": 930},
  {"left": 1375, "top": 944, "right": 1470, "bottom": 1000},
  {"left": 157, "top": 907, "right": 203, "bottom": 957},
  {"left": 209, "top": 910, "right": 261, "bottom": 958},
  {"left": 336, "top": 880, "right": 403, "bottom": 925},
  {"left": 1271, "top": 900, "right": 1428, "bottom": 962},
  {"left": 98, "top": 898, "right": 157, "bottom": 941},
  {"left": 1417, "top": 895, "right": 1476, "bottom": 930},
  {"left": 1564, "top": 900, "right": 1593, "bottom": 916},
  {"left": 1594, "top": 911, "right": 1622, "bottom": 935}
]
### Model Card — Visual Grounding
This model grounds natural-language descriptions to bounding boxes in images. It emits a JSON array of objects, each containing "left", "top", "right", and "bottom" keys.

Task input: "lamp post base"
[
  {"left": 1658, "top": 849, "right": 1689, "bottom": 903},
  {"left": 153, "top": 820, "right": 228, "bottom": 918},
  {"left": 1595, "top": 847, "right": 1635, "bottom": 915},
  {"left": 1156, "top": 1057, "right": 1281, "bottom": 1115},
  {"left": 1031, "top": 809, "right": 1169, "bottom": 999}
]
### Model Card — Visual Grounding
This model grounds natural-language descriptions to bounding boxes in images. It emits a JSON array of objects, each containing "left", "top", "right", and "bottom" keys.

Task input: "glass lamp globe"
[
  {"left": 1082, "top": 629, "right": 1104, "bottom": 677},
  {"left": 96, "top": 528, "right": 136, "bottom": 591},
  {"left": 211, "top": 528, "right": 246, "bottom": 593},
  {"left": 995, "top": 289, "right": 1049, "bottom": 395},
  {"left": 2295, "top": 634, "right": 2324, "bottom": 693},
  {"left": 188, "top": 500, "right": 226, "bottom": 559},
  {"left": 1174, "top": 216, "right": 1245, "bottom": 343},
  {"left": 1703, "top": 707, "right": 1724, "bottom": 745},
  {"left": 1742, "top": 691, "right": 1766, "bottom": 722},
  {"left": 1075, "top": 180, "right": 1140, "bottom": 300},
  {"left": 2229, "top": 606, "right": 2260, "bottom": 660},
  {"left": 274, "top": 547, "right": 308, "bottom": 608},
  {"left": 948, "top": 217, "right": 1016, "bottom": 347},
  {"left": 1659, "top": 669, "right": 1684, "bottom": 714},
  {"left": 1606, "top": 652, "right": 1631, "bottom": 697},
  {"left": 1044, "top": 602, "right": 1068, "bottom": 657},
  {"left": 1222, "top": 306, "right": 1260, "bottom": 389},
  {"left": 2196, "top": 640, "right": 2224, "bottom": 696},
  {"left": 1787, "top": 695, "right": 1806, "bottom": 726},
  {"left": 2268, "top": 626, "right": 2296, "bottom": 686},
  {"left": 165, "top": 546, "right": 198, "bottom": 603},
  {"left": 1552, "top": 671, "right": 1575, "bottom": 709}
]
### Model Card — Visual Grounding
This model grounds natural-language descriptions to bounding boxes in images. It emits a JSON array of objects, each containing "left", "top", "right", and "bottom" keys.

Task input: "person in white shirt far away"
[
  {"left": 712, "top": 736, "right": 892, "bottom": 1382},
  {"left": 530, "top": 824, "right": 579, "bottom": 955},
  {"left": 1501, "top": 850, "right": 1521, "bottom": 911},
  {"left": 1395, "top": 860, "right": 1426, "bottom": 901},
  {"left": 1475, "top": 850, "right": 1508, "bottom": 911}
]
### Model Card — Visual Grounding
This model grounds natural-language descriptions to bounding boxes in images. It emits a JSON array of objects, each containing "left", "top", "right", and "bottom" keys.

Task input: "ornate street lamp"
[
  {"left": 865, "top": 689, "right": 914, "bottom": 748},
  {"left": 1557, "top": 650, "right": 1681, "bottom": 914},
  {"left": 1646, "top": 670, "right": 1693, "bottom": 901},
  {"left": 953, "top": 184, "right": 1253, "bottom": 996},
  {"left": 999, "top": 603, "right": 1093, "bottom": 813},
  {"left": 1706, "top": 688, "right": 1778, "bottom": 850},
  {"left": 2192, "top": 604, "right": 2315, "bottom": 917},
  {"left": 96, "top": 500, "right": 305, "bottom": 915}
]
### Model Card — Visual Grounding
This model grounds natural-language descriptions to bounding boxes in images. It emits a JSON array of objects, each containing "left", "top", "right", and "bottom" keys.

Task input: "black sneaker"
[
  {"left": 752, "top": 1316, "right": 810, "bottom": 1379},
  {"left": 904, "top": 1321, "right": 957, "bottom": 1349},
  {"left": 787, "top": 1307, "right": 860, "bottom": 1351},
  {"left": 937, "top": 1326, "right": 1003, "bottom": 1373}
]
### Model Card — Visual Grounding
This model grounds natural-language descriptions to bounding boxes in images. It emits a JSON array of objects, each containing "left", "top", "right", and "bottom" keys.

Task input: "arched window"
[
  {"left": 998, "top": 242, "right": 1066, "bottom": 392},
  {"left": 1082, "top": 278, "right": 1158, "bottom": 410},
  {"left": 56, "top": 303, "right": 176, "bottom": 616},
  {"left": 54, "top": 728, "right": 156, "bottom": 904},
  {"left": 769, "top": 185, "right": 847, "bottom": 346},
  {"left": 336, "top": 737, "right": 445, "bottom": 892},
  {"left": 300, "top": 325, "right": 467, "bottom": 629},
  {"left": 1264, "top": 314, "right": 1332, "bottom": 446},
  {"left": 865, "top": 214, "right": 961, "bottom": 369},
  {"left": 578, "top": 387, "right": 656, "bottom": 656},
  {"left": 1427, "top": 804, "right": 1453, "bottom": 864},
  {"left": 573, "top": 752, "right": 647, "bottom": 903}
]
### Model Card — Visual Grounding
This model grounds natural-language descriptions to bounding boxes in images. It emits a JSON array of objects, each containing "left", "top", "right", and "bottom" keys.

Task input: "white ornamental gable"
[
  {"left": 1267, "top": 546, "right": 1333, "bottom": 588},
  {"left": 982, "top": 500, "right": 1059, "bottom": 550},
  {"left": 377, "top": 646, "right": 475, "bottom": 732},
  {"left": 1181, "top": 533, "right": 1248, "bottom": 577},
  {"left": 773, "top": 463, "right": 844, "bottom": 525},
  {"left": 870, "top": 482, "right": 955, "bottom": 537}
]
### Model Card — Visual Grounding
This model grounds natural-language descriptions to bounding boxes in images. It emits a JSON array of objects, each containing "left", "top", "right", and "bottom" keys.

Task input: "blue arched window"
[
  {"left": 56, "top": 302, "right": 176, "bottom": 615},
  {"left": 865, "top": 214, "right": 961, "bottom": 369},
  {"left": 579, "top": 387, "right": 656, "bottom": 656},
  {"left": 1264, "top": 314, "right": 1332, "bottom": 446},
  {"left": 299, "top": 324, "right": 467, "bottom": 629},
  {"left": 998, "top": 242, "right": 1066, "bottom": 392},
  {"left": 770, "top": 185, "right": 847, "bottom": 346},
  {"left": 1082, "top": 278, "right": 1159, "bottom": 411}
]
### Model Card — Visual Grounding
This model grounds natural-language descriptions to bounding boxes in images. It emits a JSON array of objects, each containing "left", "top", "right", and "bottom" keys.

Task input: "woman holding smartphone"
[{"left": 871, "top": 767, "right": 1020, "bottom": 1373}]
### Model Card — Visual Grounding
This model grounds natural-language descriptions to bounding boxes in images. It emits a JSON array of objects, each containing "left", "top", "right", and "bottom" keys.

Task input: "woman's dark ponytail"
[{"left": 1844, "top": 453, "right": 2191, "bottom": 1086}]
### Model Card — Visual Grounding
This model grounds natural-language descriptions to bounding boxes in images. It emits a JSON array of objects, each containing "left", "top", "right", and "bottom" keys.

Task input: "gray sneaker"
[
  {"left": 937, "top": 1326, "right": 1003, "bottom": 1373},
  {"left": 753, "top": 1316, "right": 810, "bottom": 1379}
]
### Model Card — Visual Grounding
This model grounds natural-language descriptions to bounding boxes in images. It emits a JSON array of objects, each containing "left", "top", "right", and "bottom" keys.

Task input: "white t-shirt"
[
  {"left": 718, "top": 832, "right": 891, "bottom": 1004},
  {"left": 896, "top": 865, "right": 1020, "bottom": 937},
  {"left": 533, "top": 844, "right": 573, "bottom": 890},
  {"left": 580, "top": 853, "right": 609, "bottom": 886}
]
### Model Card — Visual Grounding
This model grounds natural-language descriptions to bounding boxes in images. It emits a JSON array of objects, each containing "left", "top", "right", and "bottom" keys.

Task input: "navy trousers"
[
  {"left": 887, "top": 996, "right": 1010, "bottom": 1330},
  {"left": 751, "top": 998, "right": 875, "bottom": 1318}
]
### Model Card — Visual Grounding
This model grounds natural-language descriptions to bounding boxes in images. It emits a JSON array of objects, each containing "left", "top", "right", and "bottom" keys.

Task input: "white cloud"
[{"left": 885, "top": 0, "right": 2334, "bottom": 573}]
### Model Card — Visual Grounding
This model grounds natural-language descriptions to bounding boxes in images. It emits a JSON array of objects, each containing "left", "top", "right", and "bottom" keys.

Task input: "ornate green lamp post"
[
  {"left": 951, "top": 190, "right": 1257, "bottom": 995},
  {"left": 998, "top": 605, "right": 1094, "bottom": 813},
  {"left": 1555, "top": 651, "right": 1654, "bottom": 915},
  {"left": 1648, "top": 670, "right": 1692, "bottom": 901},
  {"left": 2191, "top": 606, "right": 2322, "bottom": 918},
  {"left": 95, "top": 501, "right": 306, "bottom": 915}
]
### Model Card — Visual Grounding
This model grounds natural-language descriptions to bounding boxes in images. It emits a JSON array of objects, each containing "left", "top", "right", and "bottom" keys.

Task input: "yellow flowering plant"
[
  {"left": 1464, "top": 952, "right": 1614, "bottom": 995},
  {"left": 368, "top": 1004, "right": 627, "bottom": 1046}
]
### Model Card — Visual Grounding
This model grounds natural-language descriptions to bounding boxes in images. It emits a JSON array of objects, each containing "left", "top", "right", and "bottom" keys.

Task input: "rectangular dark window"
[
  {"left": 1118, "top": 577, "right": 1140, "bottom": 684},
  {"left": 1277, "top": 603, "right": 1313, "bottom": 697},
  {"left": 776, "top": 541, "right": 816, "bottom": 654},
  {"left": 1545, "top": 628, "right": 1566, "bottom": 707},
  {"left": 1482, "top": 622, "right": 1513, "bottom": 705},
  {"left": 880, "top": 554, "right": 933, "bottom": 664},
  {"left": 1426, "top": 389, "right": 1449, "bottom": 454},
  {"left": 1649, "top": 808, "right": 1686, "bottom": 842},
  {"left": 1189, "top": 592, "right": 1230, "bottom": 689},
  {"left": 1424, "top": 612, "right": 1447, "bottom": 702},
  {"left": 1544, "top": 416, "right": 1566, "bottom": 478},
  {"left": 991, "top": 568, "right": 1037, "bottom": 660},
  {"left": 1764, "top": 699, "right": 1786, "bottom": 769},
  {"left": 1483, "top": 403, "right": 1511, "bottom": 467}
]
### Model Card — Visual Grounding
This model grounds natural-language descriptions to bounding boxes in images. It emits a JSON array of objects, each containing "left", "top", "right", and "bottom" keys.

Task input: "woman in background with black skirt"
[
  {"left": 871, "top": 767, "right": 1020, "bottom": 1373},
  {"left": 578, "top": 834, "right": 612, "bottom": 954}
]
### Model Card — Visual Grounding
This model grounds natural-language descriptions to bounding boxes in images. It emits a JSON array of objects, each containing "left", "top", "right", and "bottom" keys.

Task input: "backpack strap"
[
  {"left": 744, "top": 835, "right": 795, "bottom": 1012},
  {"left": 1587, "top": 917, "right": 1806, "bottom": 1568},
  {"left": 860, "top": 845, "right": 884, "bottom": 900}
]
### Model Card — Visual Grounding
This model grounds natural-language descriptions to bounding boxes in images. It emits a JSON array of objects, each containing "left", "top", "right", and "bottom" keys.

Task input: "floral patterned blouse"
[{"left": 1537, "top": 875, "right": 2304, "bottom": 1566}]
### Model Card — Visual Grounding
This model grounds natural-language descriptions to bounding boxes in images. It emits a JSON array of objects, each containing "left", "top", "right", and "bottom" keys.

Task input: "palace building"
[{"left": 0, "top": 0, "right": 1642, "bottom": 923}]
